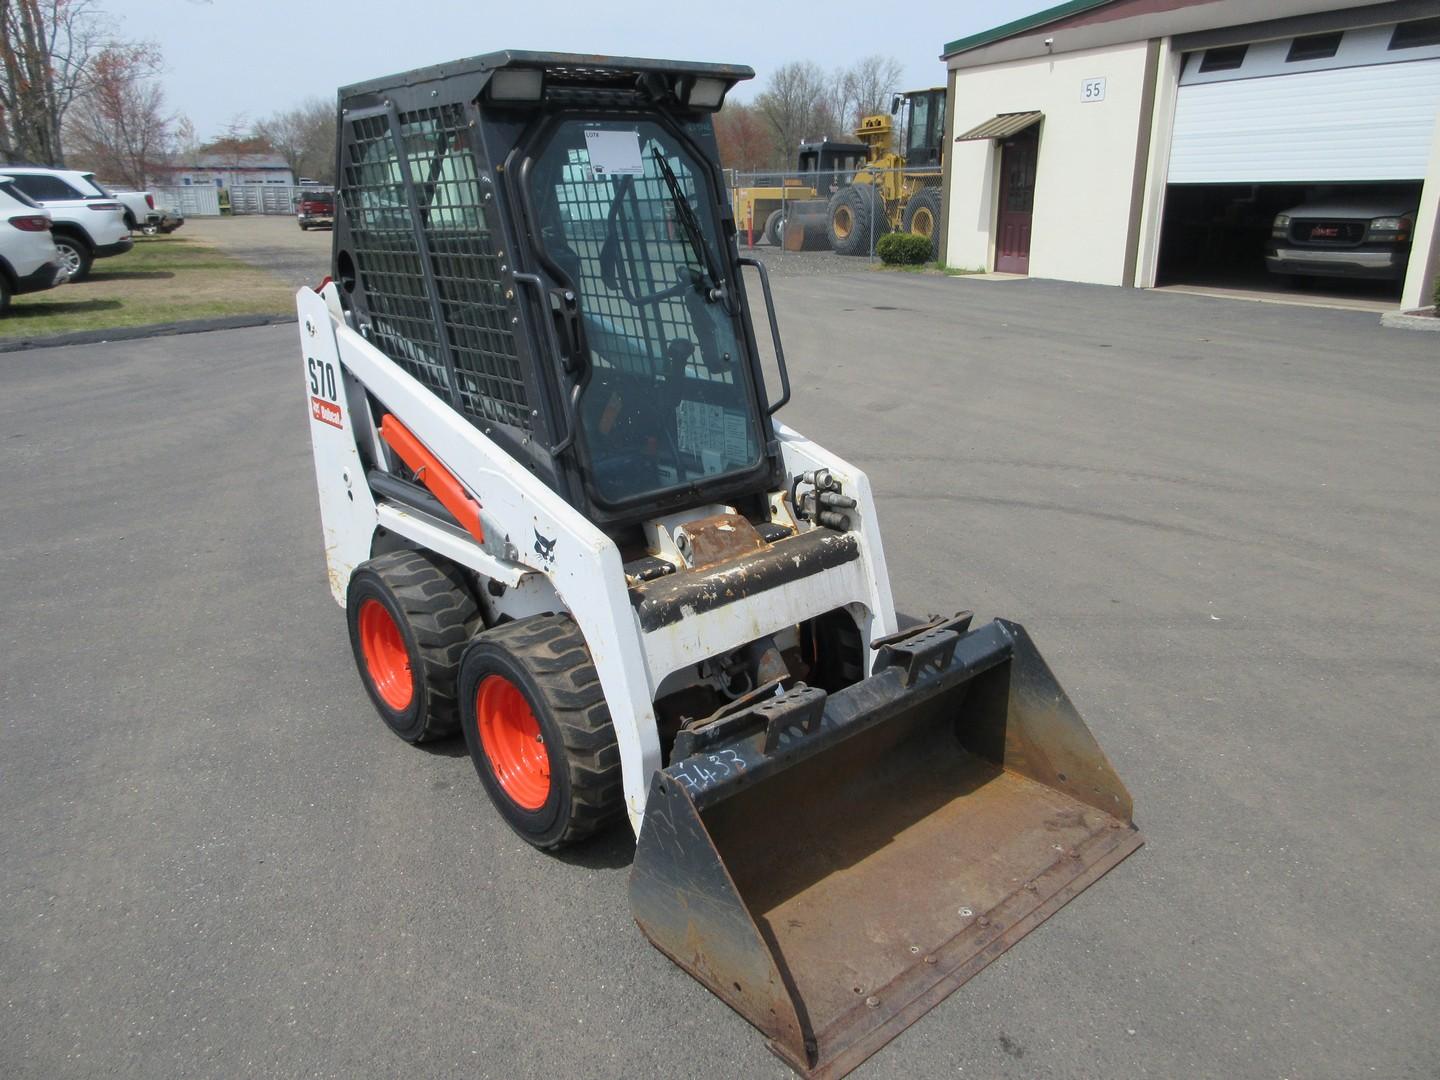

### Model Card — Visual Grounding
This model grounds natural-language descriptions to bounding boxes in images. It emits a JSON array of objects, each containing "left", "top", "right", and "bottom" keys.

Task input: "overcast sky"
[{"left": 107, "top": 0, "right": 1056, "bottom": 139}]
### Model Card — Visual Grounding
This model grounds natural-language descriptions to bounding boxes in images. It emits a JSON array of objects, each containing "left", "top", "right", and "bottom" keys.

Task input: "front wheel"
[
  {"left": 345, "top": 550, "right": 479, "bottom": 743},
  {"left": 827, "top": 185, "right": 887, "bottom": 256},
  {"left": 459, "top": 614, "right": 623, "bottom": 849}
]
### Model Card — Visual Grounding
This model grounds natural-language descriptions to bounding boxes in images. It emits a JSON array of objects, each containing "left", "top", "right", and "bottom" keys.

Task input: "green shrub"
[{"left": 876, "top": 232, "right": 933, "bottom": 266}]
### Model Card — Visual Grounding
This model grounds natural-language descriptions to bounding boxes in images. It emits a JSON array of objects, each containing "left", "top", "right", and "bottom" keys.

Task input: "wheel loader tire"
[
  {"left": 345, "top": 550, "right": 480, "bottom": 744},
  {"left": 827, "top": 185, "right": 886, "bottom": 256},
  {"left": 763, "top": 207, "right": 786, "bottom": 247},
  {"left": 459, "top": 614, "right": 623, "bottom": 850},
  {"left": 902, "top": 187, "right": 943, "bottom": 261}
]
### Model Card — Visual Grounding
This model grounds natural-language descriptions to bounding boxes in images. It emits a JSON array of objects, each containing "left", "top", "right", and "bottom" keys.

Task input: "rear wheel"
[
  {"left": 53, "top": 235, "right": 92, "bottom": 281},
  {"left": 459, "top": 614, "right": 623, "bottom": 849},
  {"left": 0, "top": 275, "right": 11, "bottom": 314},
  {"left": 764, "top": 208, "right": 786, "bottom": 247},
  {"left": 299, "top": 222, "right": 309, "bottom": 231},
  {"left": 902, "top": 187, "right": 943, "bottom": 261},
  {"left": 345, "top": 550, "right": 479, "bottom": 743},
  {"left": 828, "top": 184, "right": 886, "bottom": 256}
]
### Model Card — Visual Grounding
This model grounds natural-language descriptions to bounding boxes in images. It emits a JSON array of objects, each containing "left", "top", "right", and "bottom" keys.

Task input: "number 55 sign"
[{"left": 1081, "top": 77, "right": 1107, "bottom": 102}]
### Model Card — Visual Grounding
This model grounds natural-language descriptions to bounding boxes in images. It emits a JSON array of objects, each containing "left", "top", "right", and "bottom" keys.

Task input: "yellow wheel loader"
[
  {"left": 298, "top": 51, "right": 1140, "bottom": 1078},
  {"left": 826, "top": 87, "right": 947, "bottom": 258}
]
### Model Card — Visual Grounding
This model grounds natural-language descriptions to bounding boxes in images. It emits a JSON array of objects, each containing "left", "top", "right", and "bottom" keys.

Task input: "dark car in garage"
[{"left": 1266, "top": 200, "right": 1417, "bottom": 282}]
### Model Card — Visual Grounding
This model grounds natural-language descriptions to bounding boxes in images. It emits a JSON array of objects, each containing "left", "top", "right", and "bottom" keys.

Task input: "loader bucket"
[{"left": 629, "top": 616, "right": 1142, "bottom": 1078}]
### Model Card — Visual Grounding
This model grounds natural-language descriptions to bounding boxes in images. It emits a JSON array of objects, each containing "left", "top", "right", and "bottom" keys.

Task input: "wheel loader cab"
[{"left": 519, "top": 117, "right": 767, "bottom": 509}]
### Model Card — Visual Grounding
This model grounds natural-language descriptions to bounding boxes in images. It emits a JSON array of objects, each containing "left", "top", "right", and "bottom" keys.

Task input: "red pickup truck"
[{"left": 297, "top": 190, "right": 335, "bottom": 231}]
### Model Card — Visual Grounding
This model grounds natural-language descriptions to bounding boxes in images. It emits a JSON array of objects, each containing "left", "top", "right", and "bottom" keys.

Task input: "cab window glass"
[{"left": 528, "top": 119, "right": 762, "bottom": 504}]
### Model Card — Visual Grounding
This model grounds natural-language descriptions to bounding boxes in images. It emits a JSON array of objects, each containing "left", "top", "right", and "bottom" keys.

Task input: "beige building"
[{"left": 939, "top": 0, "right": 1440, "bottom": 310}]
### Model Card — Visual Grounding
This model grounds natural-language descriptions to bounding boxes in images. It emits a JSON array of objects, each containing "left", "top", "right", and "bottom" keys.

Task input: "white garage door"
[{"left": 1169, "top": 59, "right": 1440, "bottom": 183}]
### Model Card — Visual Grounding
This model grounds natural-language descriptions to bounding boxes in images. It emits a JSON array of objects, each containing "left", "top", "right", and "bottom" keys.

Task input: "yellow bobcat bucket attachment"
[{"left": 629, "top": 615, "right": 1141, "bottom": 1078}]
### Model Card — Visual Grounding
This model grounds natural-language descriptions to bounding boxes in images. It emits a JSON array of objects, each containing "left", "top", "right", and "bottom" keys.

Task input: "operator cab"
[
  {"left": 892, "top": 87, "right": 947, "bottom": 169},
  {"left": 796, "top": 139, "right": 866, "bottom": 193},
  {"left": 331, "top": 54, "right": 785, "bottom": 533}
]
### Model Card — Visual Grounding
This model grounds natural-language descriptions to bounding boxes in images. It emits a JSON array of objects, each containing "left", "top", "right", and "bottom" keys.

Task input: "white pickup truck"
[{"left": 84, "top": 176, "right": 162, "bottom": 233}]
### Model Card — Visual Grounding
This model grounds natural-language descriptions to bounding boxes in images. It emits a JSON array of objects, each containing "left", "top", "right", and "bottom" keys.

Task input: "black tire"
[
  {"left": 0, "top": 274, "right": 11, "bottom": 314},
  {"left": 53, "top": 234, "right": 93, "bottom": 281},
  {"left": 459, "top": 614, "right": 623, "bottom": 849},
  {"left": 902, "top": 187, "right": 943, "bottom": 261},
  {"left": 763, "top": 207, "right": 786, "bottom": 247},
  {"left": 123, "top": 211, "right": 137, "bottom": 232},
  {"left": 299, "top": 222, "right": 309, "bottom": 231},
  {"left": 827, "top": 184, "right": 887, "bottom": 256},
  {"left": 807, "top": 610, "right": 865, "bottom": 693},
  {"left": 345, "top": 550, "right": 480, "bottom": 743}
]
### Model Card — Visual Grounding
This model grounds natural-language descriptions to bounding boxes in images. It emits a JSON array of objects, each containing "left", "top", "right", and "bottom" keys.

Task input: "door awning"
[{"left": 954, "top": 111, "right": 1043, "bottom": 142}]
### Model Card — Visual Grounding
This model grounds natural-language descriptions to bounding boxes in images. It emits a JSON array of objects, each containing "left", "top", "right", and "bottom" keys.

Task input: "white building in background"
[
  {"left": 153, "top": 153, "right": 296, "bottom": 189},
  {"left": 939, "top": 0, "right": 1440, "bottom": 310}
]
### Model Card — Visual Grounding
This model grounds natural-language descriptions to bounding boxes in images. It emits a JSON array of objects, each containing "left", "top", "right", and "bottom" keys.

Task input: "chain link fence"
[{"left": 725, "top": 167, "right": 945, "bottom": 265}]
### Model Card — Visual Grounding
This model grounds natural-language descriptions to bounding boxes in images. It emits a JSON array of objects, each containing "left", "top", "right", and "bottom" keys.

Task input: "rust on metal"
[{"left": 676, "top": 512, "right": 766, "bottom": 569}]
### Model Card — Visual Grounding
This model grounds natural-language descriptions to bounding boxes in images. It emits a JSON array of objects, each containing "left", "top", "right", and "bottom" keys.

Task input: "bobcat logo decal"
[{"left": 533, "top": 528, "right": 557, "bottom": 564}]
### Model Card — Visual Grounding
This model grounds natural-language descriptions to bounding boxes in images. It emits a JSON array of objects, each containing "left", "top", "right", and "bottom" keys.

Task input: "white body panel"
[
  {"left": 0, "top": 189, "right": 59, "bottom": 280},
  {"left": 1169, "top": 58, "right": 1440, "bottom": 184},
  {"left": 0, "top": 167, "right": 131, "bottom": 247},
  {"left": 297, "top": 286, "right": 899, "bottom": 833}
]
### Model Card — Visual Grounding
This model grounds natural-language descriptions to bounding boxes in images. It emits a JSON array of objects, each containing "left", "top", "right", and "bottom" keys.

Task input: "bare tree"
[
  {"left": 0, "top": 0, "right": 147, "bottom": 165},
  {"left": 256, "top": 97, "right": 335, "bottom": 184},
  {"left": 842, "top": 55, "right": 904, "bottom": 126},
  {"left": 64, "top": 44, "right": 171, "bottom": 188},
  {"left": 754, "top": 61, "right": 835, "bottom": 168},
  {"left": 200, "top": 115, "right": 271, "bottom": 171}
]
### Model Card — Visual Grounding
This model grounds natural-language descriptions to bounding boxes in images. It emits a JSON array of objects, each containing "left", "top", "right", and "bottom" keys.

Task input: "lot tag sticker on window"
[
  {"left": 585, "top": 129, "right": 645, "bottom": 178},
  {"left": 679, "top": 401, "right": 749, "bottom": 467}
]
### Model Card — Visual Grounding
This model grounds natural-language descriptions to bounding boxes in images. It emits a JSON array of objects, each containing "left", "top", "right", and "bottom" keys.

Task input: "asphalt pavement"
[{"left": 2, "top": 273, "right": 1437, "bottom": 1079}]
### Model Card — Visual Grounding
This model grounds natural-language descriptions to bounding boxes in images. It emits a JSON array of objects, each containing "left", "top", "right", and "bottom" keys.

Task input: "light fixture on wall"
[{"left": 1044, "top": 37, "right": 1055, "bottom": 52}]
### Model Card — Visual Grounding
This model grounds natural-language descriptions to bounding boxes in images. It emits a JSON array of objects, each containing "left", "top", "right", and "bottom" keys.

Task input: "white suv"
[
  {"left": 0, "top": 181, "right": 64, "bottom": 312},
  {"left": 0, "top": 166, "right": 132, "bottom": 280}
]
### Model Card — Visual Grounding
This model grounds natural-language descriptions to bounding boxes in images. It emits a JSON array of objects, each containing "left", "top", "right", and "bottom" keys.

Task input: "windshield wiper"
[{"left": 650, "top": 147, "right": 728, "bottom": 307}]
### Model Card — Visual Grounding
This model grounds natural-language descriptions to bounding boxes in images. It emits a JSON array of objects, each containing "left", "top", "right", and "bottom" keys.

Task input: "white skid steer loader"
[{"left": 298, "top": 51, "right": 1142, "bottom": 1078}]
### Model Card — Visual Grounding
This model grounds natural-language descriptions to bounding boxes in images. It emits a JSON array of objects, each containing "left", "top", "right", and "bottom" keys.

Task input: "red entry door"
[{"left": 995, "top": 128, "right": 1038, "bottom": 274}]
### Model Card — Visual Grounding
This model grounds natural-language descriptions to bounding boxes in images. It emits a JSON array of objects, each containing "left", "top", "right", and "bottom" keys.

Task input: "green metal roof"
[{"left": 942, "top": 0, "right": 1115, "bottom": 58}]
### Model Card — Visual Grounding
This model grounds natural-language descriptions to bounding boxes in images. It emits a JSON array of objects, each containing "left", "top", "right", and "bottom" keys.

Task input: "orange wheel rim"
[
  {"left": 358, "top": 598, "right": 413, "bottom": 711},
  {"left": 834, "top": 206, "right": 853, "bottom": 238},
  {"left": 476, "top": 675, "right": 551, "bottom": 810},
  {"left": 912, "top": 207, "right": 934, "bottom": 238}
]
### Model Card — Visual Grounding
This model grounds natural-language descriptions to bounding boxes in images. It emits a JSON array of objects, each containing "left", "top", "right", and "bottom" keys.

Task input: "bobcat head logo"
[{"left": 533, "top": 528, "right": 557, "bottom": 564}]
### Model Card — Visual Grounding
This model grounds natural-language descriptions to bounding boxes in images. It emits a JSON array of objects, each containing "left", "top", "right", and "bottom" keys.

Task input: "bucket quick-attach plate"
[{"left": 629, "top": 617, "right": 1142, "bottom": 1078}]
